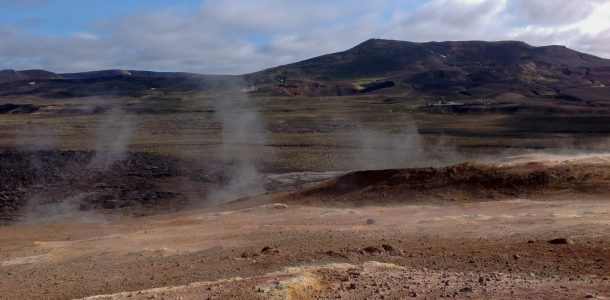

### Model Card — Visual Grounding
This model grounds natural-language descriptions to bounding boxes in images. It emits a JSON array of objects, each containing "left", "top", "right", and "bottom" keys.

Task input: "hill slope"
[
  {"left": 1, "top": 39, "right": 610, "bottom": 98},
  {"left": 276, "top": 155, "right": 610, "bottom": 206},
  {"left": 245, "top": 39, "right": 610, "bottom": 98}
]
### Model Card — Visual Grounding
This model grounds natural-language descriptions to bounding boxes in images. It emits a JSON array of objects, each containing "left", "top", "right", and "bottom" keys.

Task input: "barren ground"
[
  {"left": 2, "top": 94, "right": 610, "bottom": 299},
  {"left": 1, "top": 157, "right": 609, "bottom": 299}
]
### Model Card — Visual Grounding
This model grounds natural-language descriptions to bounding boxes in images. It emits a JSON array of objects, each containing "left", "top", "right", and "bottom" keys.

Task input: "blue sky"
[
  {"left": 0, "top": 0, "right": 202, "bottom": 35},
  {"left": 0, "top": 0, "right": 608, "bottom": 74}
]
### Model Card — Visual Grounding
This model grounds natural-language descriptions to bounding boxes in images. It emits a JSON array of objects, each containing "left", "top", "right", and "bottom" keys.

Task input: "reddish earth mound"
[{"left": 282, "top": 161, "right": 610, "bottom": 205}]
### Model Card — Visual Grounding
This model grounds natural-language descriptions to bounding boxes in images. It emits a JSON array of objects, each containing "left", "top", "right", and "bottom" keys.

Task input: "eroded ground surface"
[
  {"left": 1, "top": 197, "right": 609, "bottom": 299},
  {"left": 0, "top": 147, "right": 342, "bottom": 223}
]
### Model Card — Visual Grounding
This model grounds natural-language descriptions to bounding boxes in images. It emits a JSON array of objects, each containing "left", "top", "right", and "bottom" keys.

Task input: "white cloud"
[
  {"left": 505, "top": 0, "right": 604, "bottom": 26},
  {"left": 72, "top": 32, "right": 99, "bottom": 40},
  {"left": 567, "top": 1, "right": 610, "bottom": 35},
  {"left": 0, "top": 0, "right": 608, "bottom": 74},
  {"left": 385, "top": 0, "right": 508, "bottom": 42}
]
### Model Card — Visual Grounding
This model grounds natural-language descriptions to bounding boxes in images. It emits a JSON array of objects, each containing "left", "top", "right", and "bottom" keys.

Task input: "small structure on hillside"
[{"left": 426, "top": 97, "right": 464, "bottom": 107}]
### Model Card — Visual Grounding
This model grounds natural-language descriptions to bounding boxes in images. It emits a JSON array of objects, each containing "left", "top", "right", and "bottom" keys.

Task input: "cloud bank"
[{"left": 0, "top": 0, "right": 608, "bottom": 74}]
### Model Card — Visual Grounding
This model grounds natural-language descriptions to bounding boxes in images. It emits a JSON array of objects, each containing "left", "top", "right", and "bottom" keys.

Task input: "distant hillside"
[
  {"left": 0, "top": 69, "right": 61, "bottom": 83},
  {"left": 0, "top": 69, "right": 226, "bottom": 98},
  {"left": 0, "top": 69, "right": 201, "bottom": 83},
  {"left": 245, "top": 39, "right": 610, "bottom": 98},
  {"left": 1, "top": 39, "right": 610, "bottom": 99}
]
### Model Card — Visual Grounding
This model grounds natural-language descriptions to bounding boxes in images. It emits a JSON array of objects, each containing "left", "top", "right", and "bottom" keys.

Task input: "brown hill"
[{"left": 278, "top": 157, "right": 610, "bottom": 206}]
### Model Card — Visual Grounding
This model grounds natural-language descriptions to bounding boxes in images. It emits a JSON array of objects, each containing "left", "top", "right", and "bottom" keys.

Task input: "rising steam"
[
  {"left": 89, "top": 109, "right": 134, "bottom": 169},
  {"left": 20, "top": 107, "right": 135, "bottom": 223},
  {"left": 207, "top": 78, "right": 266, "bottom": 203}
]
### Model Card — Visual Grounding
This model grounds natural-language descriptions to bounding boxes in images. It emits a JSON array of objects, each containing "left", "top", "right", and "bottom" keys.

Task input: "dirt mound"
[{"left": 282, "top": 160, "right": 610, "bottom": 206}]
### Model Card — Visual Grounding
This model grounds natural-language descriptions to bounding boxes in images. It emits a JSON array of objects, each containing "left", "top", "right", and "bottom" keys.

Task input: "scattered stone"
[
  {"left": 261, "top": 246, "right": 279, "bottom": 254},
  {"left": 548, "top": 238, "right": 574, "bottom": 245},
  {"left": 513, "top": 254, "right": 521, "bottom": 260},
  {"left": 272, "top": 203, "right": 288, "bottom": 209},
  {"left": 363, "top": 246, "right": 381, "bottom": 254},
  {"left": 382, "top": 244, "right": 403, "bottom": 256},
  {"left": 408, "top": 291, "right": 417, "bottom": 297}
]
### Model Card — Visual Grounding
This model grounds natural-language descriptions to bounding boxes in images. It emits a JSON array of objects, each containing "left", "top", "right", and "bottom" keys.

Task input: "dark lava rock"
[
  {"left": 363, "top": 246, "right": 382, "bottom": 254},
  {"left": 261, "top": 246, "right": 279, "bottom": 254},
  {"left": 548, "top": 238, "right": 575, "bottom": 245}
]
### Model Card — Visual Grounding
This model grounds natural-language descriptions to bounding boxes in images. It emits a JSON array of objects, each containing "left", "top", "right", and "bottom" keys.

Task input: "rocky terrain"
[
  {"left": 0, "top": 148, "right": 209, "bottom": 222},
  {"left": 0, "top": 155, "right": 609, "bottom": 299},
  {"left": 81, "top": 261, "right": 609, "bottom": 300},
  {"left": 0, "top": 148, "right": 342, "bottom": 223}
]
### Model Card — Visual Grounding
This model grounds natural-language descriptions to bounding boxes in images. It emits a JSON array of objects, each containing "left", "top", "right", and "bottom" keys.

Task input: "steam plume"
[{"left": 207, "top": 78, "right": 266, "bottom": 203}]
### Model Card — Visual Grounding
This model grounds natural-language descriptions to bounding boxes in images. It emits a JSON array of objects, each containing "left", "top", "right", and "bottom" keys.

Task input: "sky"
[{"left": 0, "top": 0, "right": 609, "bottom": 74}]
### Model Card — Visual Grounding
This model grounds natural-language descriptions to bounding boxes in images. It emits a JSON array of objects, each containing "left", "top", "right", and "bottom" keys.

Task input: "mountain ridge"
[{"left": 1, "top": 39, "right": 609, "bottom": 98}]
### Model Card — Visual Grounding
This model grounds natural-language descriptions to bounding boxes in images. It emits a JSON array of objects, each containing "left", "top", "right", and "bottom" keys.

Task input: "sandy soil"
[
  {"left": 1, "top": 154, "right": 610, "bottom": 299},
  {"left": 497, "top": 153, "right": 610, "bottom": 166},
  {"left": 1, "top": 197, "right": 609, "bottom": 299}
]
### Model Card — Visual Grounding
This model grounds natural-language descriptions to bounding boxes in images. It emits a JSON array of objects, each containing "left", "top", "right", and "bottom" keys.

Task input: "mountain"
[
  {"left": 250, "top": 39, "right": 610, "bottom": 81},
  {"left": 0, "top": 69, "right": 200, "bottom": 83},
  {"left": 0, "top": 69, "right": 61, "bottom": 83},
  {"left": 0, "top": 69, "right": 219, "bottom": 98},
  {"left": 1, "top": 39, "right": 609, "bottom": 99},
  {"left": 245, "top": 39, "right": 610, "bottom": 98}
]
